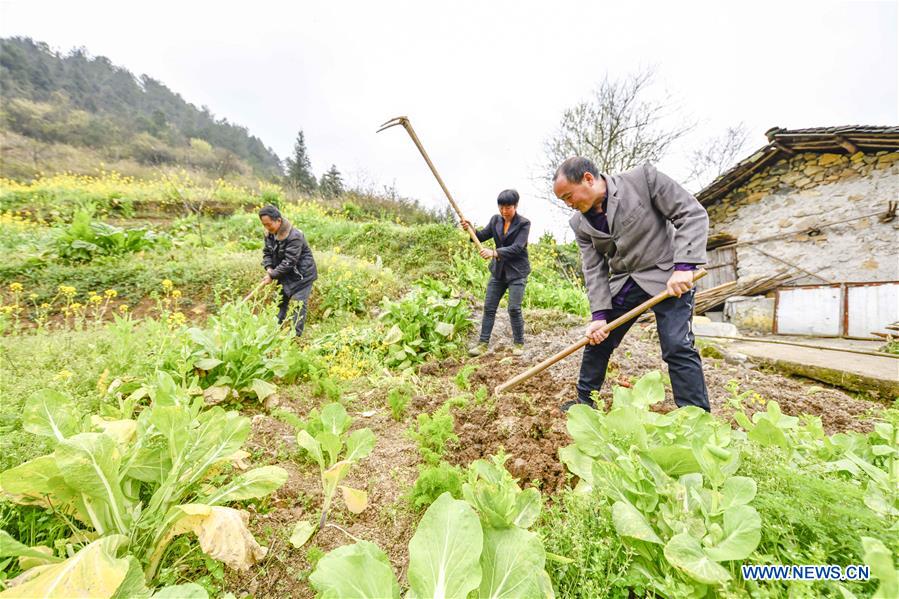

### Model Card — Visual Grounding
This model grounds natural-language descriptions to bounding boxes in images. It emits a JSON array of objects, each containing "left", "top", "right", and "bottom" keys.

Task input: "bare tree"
[
  {"left": 540, "top": 68, "right": 693, "bottom": 197},
  {"left": 685, "top": 123, "right": 752, "bottom": 192}
]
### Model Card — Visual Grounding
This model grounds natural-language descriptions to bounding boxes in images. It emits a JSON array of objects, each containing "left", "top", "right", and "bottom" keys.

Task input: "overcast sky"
[{"left": 2, "top": 0, "right": 896, "bottom": 238}]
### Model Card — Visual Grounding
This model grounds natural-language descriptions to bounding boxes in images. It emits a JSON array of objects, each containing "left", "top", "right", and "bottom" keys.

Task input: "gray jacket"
[{"left": 569, "top": 163, "right": 708, "bottom": 313}]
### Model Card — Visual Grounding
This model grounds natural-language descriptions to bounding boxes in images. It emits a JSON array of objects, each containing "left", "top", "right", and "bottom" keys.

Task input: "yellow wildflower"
[
  {"left": 28, "top": 293, "right": 38, "bottom": 300},
  {"left": 105, "top": 289, "right": 117, "bottom": 298},
  {"left": 162, "top": 279, "right": 174, "bottom": 291},
  {"left": 8, "top": 282, "right": 23, "bottom": 293},
  {"left": 59, "top": 285, "right": 77, "bottom": 297},
  {"left": 118, "top": 304, "right": 129, "bottom": 313},
  {"left": 89, "top": 294, "right": 103, "bottom": 304},
  {"left": 172, "top": 289, "right": 182, "bottom": 299}
]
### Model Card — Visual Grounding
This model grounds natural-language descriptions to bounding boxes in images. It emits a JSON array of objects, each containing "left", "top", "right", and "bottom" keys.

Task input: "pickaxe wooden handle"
[
  {"left": 378, "top": 116, "right": 484, "bottom": 251},
  {"left": 495, "top": 269, "right": 708, "bottom": 395},
  {"left": 243, "top": 280, "right": 267, "bottom": 302}
]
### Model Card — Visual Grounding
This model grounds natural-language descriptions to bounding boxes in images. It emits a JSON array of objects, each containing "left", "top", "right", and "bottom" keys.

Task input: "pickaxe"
[{"left": 377, "top": 116, "right": 485, "bottom": 252}]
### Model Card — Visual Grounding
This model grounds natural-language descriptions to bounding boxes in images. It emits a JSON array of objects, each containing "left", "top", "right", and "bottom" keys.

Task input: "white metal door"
[
  {"left": 775, "top": 285, "right": 842, "bottom": 336},
  {"left": 846, "top": 283, "right": 899, "bottom": 339}
]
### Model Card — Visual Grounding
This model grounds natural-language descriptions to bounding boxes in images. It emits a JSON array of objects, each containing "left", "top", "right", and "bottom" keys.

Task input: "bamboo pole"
[{"left": 495, "top": 269, "right": 708, "bottom": 395}]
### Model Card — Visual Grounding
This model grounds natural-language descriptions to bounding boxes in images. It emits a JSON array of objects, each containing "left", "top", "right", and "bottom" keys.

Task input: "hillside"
[{"left": 0, "top": 37, "right": 282, "bottom": 181}]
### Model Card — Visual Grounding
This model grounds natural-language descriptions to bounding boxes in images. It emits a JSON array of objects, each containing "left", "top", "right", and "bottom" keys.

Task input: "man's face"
[
  {"left": 553, "top": 171, "right": 600, "bottom": 213},
  {"left": 260, "top": 215, "right": 280, "bottom": 235},
  {"left": 498, "top": 203, "right": 517, "bottom": 220}
]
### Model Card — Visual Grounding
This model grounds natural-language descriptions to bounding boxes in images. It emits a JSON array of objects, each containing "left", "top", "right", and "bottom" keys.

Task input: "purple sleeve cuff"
[
  {"left": 674, "top": 263, "right": 697, "bottom": 271},
  {"left": 592, "top": 310, "right": 610, "bottom": 322}
]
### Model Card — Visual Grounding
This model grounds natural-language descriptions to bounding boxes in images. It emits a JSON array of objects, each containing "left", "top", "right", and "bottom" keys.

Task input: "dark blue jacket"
[{"left": 474, "top": 213, "right": 531, "bottom": 281}]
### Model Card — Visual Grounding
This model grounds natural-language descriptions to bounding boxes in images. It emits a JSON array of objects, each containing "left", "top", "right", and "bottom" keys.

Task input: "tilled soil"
[{"left": 230, "top": 311, "right": 890, "bottom": 598}]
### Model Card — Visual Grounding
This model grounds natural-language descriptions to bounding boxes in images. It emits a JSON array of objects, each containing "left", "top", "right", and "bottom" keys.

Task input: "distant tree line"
[{"left": 0, "top": 37, "right": 283, "bottom": 178}]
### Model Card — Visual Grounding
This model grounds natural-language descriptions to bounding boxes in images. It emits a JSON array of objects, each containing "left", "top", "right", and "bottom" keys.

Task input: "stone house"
[{"left": 695, "top": 126, "right": 898, "bottom": 338}]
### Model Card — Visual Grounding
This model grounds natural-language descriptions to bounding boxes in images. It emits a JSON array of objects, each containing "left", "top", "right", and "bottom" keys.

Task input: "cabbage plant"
[{"left": 0, "top": 373, "right": 287, "bottom": 595}]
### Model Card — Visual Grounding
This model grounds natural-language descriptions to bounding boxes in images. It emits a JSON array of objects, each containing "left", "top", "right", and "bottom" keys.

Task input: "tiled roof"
[{"left": 696, "top": 126, "right": 899, "bottom": 206}]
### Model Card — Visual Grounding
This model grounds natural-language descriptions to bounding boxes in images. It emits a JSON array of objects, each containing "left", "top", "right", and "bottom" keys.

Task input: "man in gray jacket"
[{"left": 552, "top": 157, "right": 710, "bottom": 412}]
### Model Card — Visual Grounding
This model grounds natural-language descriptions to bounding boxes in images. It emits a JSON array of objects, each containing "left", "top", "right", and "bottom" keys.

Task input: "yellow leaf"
[
  {"left": 323, "top": 461, "right": 351, "bottom": 495},
  {"left": 0, "top": 536, "right": 130, "bottom": 599},
  {"left": 339, "top": 485, "right": 369, "bottom": 514},
  {"left": 169, "top": 504, "right": 267, "bottom": 570},
  {"left": 228, "top": 450, "right": 251, "bottom": 470},
  {"left": 203, "top": 385, "right": 232, "bottom": 405},
  {"left": 90, "top": 417, "right": 137, "bottom": 445}
]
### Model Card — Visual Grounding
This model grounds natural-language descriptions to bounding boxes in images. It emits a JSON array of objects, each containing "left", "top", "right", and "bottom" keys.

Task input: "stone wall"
[{"left": 706, "top": 150, "right": 899, "bottom": 284}]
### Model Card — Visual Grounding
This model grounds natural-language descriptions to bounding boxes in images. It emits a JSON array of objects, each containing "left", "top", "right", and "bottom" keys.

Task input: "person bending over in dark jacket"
[
  {"left": 258, "top": 205, "right": 318, "bottom": 337},
  {"left": 460, "top": 189, "right": 531, "bottom": 357}
]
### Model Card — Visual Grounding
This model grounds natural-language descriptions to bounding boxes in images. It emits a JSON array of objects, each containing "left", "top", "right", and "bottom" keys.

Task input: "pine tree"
[
  {"left": 284, "top": 130, "right": 317, "bottom": 193},
  {"left": 319, "top": 164, "right": 344, "bottom": 199}
]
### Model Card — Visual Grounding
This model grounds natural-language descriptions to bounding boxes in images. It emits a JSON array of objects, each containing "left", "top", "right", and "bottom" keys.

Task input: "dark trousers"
[
  {"left": 479, "top": 276, "right": 526, "bottom": 345},
  {"left": 576, "top": 283, "right": 709, "bottom": 411},
  {"left": 277, "top": 283, "right": 313, "bottom": 337}
]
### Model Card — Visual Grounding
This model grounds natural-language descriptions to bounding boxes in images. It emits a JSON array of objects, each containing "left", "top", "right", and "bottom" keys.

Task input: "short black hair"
[
  {"left": 497, "top": 189, "right": 519, "bottom": 206},
  {"left": 554, "top": 157, "right": 599, "bottom": 184},
  {"left": 258, "top": 205, "right": 282, "bottom": 221}
]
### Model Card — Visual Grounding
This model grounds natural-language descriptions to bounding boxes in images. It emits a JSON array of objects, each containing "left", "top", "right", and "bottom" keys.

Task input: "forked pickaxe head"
[{"left": 376, "top": 116, "right": 410, "bottom": 133}]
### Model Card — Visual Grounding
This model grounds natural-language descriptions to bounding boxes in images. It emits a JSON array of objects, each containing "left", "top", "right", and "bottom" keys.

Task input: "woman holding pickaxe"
[{"left": 461, "top": 190, "right": 531, "bottom": 357}]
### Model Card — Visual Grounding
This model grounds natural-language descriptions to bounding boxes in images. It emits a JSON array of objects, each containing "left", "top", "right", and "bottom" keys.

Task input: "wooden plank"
[{"left": 697, "top": 245, "right": 737, "bottom": 292}]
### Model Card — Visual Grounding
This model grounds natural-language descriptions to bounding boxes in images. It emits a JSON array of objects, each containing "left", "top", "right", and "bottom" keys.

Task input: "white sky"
[{"left": 1, "top": 0, "right": 897, "bottom": 239}]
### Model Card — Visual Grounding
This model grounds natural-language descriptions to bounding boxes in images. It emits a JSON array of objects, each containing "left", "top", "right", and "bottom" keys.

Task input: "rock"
[
  {"left": 803, "top": 165, "right": 824, "bottom": 176},
  {"left": 693, "top": 321, "right": 739, "bottom": 338},
  {"left": 876, "top": 151, "right": 899, "bottom": 163},
  {"left": 745, "top": 192, "right": 765, "bottom": 204},
  {"left": 818, "top": 153, "right": 843, "bottom": 167},
  {"left": 724, "top": 352, "right": 750, "bottom": 366},
  {"left": 724, "top": 296, "right": 774, "bottom": 334},
  {"left": 850, "top": 151, "right": 865, "bottom": 162}
]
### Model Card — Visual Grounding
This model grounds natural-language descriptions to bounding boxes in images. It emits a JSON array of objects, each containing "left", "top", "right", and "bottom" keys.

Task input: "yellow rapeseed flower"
[
  {"left": 28, "top": 293, "right": 38, "bottom": 300},
  {"left": 105, "top": 289, "right": 117, "bottom": 298},
  {"left": 172, "top": 289, "right": 182, "bottom": 298},
  {"left": 59, "top": 285, "right": 77, "bottom": 297},
  {"left": 8, "top": 282, "right": 23, "bottom": 293},
  {"left": 118, "top": 304, "right": 129, "bottom": 313},
  {"left": 89, "top": 294, "right": 103, "bottom": 304},
  {"left": 162, "top": 279, "right": 173, "bottom": 291}
]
